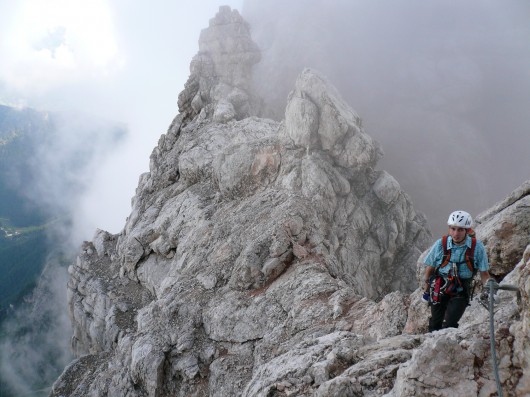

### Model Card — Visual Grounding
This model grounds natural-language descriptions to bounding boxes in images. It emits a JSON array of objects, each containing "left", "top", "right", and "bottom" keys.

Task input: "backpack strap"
[
  {"left": 440, "top": 235, "right": 451, "bottom": 268},
  {"left": 465, "top": 237, "right": 477, "bottom": 273},
  {"left": 440, "top": 234, "right": 476, "bottom": 273}
]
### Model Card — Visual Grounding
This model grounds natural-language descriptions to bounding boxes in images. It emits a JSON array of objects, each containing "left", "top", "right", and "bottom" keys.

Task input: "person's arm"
[
  {"left": 422, "top": 239, "right": 441, "bottom": 291},
  {"left": 475, "top": 240, "right": 492, "bottom": 286},
  {"left": 423, "top": 266, "right": 435, "bottom": 291},
  {"left": 479, "top": 270, "right": 492, "bottom": 285}
]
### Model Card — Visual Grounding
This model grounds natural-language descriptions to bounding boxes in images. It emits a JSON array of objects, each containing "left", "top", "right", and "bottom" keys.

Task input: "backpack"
[{"left": 429, "top": 232, "right": 477, "bottom": 304}]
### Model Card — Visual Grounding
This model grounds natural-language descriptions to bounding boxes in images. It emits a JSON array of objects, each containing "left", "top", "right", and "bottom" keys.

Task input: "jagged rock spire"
[
  {"left": 285, "top": 68, "right": 383, "bottom": 171},
  {"left": 177, "top": 6, "right": 261, "bottom": 123}
]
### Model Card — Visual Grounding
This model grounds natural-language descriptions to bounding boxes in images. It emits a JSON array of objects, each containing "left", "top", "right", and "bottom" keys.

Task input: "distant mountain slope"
[
  {"left": 0, "top": 104, "right": 125, "bottom": 319},
  {"left": 0, "top": 229, "right": 48, "bottom": 320},
  {"left": 0, "top": 105, "right": 55, "bottom": 319},
  {"left": 0, "top": 105, "right": 51, "bottom": 227},
  {"left": 0, "top": 104, "right": 127, "bottom": 397}
]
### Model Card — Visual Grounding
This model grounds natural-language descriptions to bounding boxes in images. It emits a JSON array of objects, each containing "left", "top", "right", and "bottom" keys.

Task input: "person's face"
[{"left": 448, "top": 226, "right": 467, "bottom": 243}]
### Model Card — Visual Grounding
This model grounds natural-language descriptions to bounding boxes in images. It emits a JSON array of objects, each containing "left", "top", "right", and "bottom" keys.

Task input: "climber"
[{"left": 422, "top": 210, "right": 491, "bottom": 332}]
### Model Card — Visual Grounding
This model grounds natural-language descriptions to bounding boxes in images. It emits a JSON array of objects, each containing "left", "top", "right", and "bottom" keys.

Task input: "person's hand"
[
  {"left": 479, "top": 288, "right": 497, "bottom": 305},
  {"left": 421, "top": 291, "right": 430, "bottom": 303},
  {"left": 485, "top": 278, "right": 499, "bottom": 289}
]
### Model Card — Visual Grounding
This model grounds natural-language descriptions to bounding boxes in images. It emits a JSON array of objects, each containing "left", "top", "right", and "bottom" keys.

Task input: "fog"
[
  {"left": 243, "top": 0, "right": 530, "bottom": 235},
  {"left": 0, "top": 254, "right": 72, "bottom": 396},
  {"left": 0, "top": 0, "right": 243, "bottom": 238},
  {"left": 0, "top": 1, "right": 242, "bottom": 394}
]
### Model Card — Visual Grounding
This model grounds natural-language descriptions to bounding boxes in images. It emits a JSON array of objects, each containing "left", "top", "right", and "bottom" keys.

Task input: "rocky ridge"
[{"left": 51, "top": 7, "right": 529, "bottom": 397}]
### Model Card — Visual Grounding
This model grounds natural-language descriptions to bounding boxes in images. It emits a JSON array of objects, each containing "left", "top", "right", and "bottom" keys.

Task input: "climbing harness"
[
  {"left": 481, "top": 279, "right": 521, "bottom": 397},
  {"left": 429, "top": 236, "right": 476, "bottom": 304},
  {"left": 428, "top": 266, "right": 464, "bottom": 304}
]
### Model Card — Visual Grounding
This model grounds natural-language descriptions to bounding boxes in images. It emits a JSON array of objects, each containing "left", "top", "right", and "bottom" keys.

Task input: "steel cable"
[
  {"left": 486, "top": 281, "right": 520, "bottom": 397},
  {"left": 488, "top": 281, "right": 503, "bottom": 397}
]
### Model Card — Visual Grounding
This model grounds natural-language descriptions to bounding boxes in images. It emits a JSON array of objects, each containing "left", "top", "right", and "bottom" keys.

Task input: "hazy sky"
[
  {"left": 244, "top": 0, "right": 530, "bottom": 235},
  {"left": 0, "top": 0, "right": 243, "bottom": 239},
  {"left": 1, "top": 0, "right": 529, "bottom": 240}
]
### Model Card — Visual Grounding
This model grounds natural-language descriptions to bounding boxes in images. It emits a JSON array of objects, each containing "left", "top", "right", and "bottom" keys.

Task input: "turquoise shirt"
[{"left": 424, "top": 235, "right": 489, "bottom": 279}]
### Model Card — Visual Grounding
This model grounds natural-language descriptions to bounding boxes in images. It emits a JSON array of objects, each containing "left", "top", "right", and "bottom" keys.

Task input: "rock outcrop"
[
  {"left": 51, "top": 7, "right": 529, "bottom": 397},
  {"left": 474, "top": 180, "right": 530, "bottom": 277}
]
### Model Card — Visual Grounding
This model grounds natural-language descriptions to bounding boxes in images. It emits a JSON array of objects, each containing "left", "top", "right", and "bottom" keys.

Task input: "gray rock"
[{"left": 475, "top": 180, "right": 530, "bottom": 276}]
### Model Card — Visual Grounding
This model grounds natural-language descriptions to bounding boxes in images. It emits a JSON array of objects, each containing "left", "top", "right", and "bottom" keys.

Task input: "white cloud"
[
  {"left": 0, "top": 0, "right": 244, "bottom": 238},
  {"left": 0, "top": 0, "right": 122, "bottom": 95}
]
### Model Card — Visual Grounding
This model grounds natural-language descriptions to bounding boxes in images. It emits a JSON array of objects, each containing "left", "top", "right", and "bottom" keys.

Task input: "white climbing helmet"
[{"left": 447, "top": 210, "right": 473, "bottom": 228}]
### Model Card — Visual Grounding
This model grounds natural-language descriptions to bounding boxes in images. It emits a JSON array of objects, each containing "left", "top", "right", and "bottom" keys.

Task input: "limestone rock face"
[
  {"left": 474, "top": 180, "right": 530, "bottom": 277},
  {"left": 51, "top": 7, "right": 529, "bottom": 397}
]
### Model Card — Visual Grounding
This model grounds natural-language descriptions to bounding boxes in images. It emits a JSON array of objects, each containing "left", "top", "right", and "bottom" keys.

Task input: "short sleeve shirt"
[{"left": 424, "top": 235, "right": 489, "bottom": 279}]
